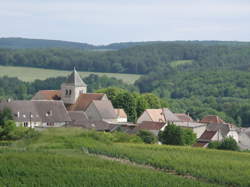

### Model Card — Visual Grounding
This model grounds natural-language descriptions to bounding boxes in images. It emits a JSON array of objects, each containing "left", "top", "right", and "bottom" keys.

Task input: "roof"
[
  {"left": 207, "top": 123, "right": 230, "bottom": 137},
  {"left": 146, "top": 109, "right": 165, "bottom": 122},
  {"left": 145, "top": 108, "right": 180, "bottom": 122},
  {"left": 174, "top": 121, "right": 206, "bottom": 128},
  {"left": 175, "top": 113, "right": 193, "bottom": 122},
  {"left": 138, "top": 121, "right": 166, "bottom": 131},
  {"left": 64, "top": 68, "right": 87, "bottom": 87},
  {"left": 115, "top": 109, "right": 127, "bottom": 118},
  {"left": 198, "top": 130, "right": 217, "bottom": 142},
  {"left": 66, "top": 93, "right": 106, "bottom": 111},
  {"left": 68, "top": 111, "right": 89, "bottom": 126},
  {"left": 193, "top": 142, "right": 208, "bottom": 147},
  {"left": 92, "top": 100, "right": 117, "bottom": 120},
  {"left": 163, "top": 108, "right": 181, "bottom": 122},
  {"left": 200, "top": 115, "right": 225, "bottom": 124},
  {"left": 32, "top": 90, "right": 61, "bottom": 100},
  {"left": 0, "top": 100, "right": 71, "bottom": 123},
  {"left": 32, "top": 100, "right": 71, "bottom": 122}
]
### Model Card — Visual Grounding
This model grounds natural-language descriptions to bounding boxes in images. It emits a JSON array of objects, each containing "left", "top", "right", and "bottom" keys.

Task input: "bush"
[
  {"left": 208, "top": 141, "right": 221, "bottom": 149},
  {"left": 208, "top": 137, "right": 239, "bottom": 151},
  {"left": 137, "top": 130, "right": 157, "bottom": 144},
  {"left": 218, "top": 137, "right": 239, "bottom": 151},
  {"left": 159, "top": 123, "right": 196, "bottom": 145}
]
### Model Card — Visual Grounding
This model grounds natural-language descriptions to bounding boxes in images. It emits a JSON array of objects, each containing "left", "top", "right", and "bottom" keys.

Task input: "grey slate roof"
[
  {"left": 207, "top": 123, "right": 230, "bottom": 137},
  {"left": 162, "top": 108, "right": 181, "bottom": 122},
  {"left": 0, "top": 100, "right": 71, "bottom": 123},
  {"left": 68, "top": 111, "right": 89, "bottom": 126},
  {"left": 92, "top": 100, "right": 117, "bottom": 120},
  {"left": 65, "top": 68, "right": 87, "bottom": 87}
]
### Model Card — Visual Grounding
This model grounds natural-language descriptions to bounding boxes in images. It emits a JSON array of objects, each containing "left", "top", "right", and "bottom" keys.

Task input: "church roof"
[{"left": 65, "top": 68, "right": 87, "bottom": 87}]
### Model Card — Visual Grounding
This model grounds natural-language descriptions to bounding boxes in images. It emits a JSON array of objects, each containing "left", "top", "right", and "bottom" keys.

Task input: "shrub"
[
  {"left": 137, "top": 130, "right": 157, "bottom": 144},
  {"left": 218, "top": 137, "right": 239, "bottom": 151},
  {"left": 208, "top": 141, "right": 221, "bottom": 149},
  {"left": 159, "top": 123, "right": 196, "bottom": 145}
]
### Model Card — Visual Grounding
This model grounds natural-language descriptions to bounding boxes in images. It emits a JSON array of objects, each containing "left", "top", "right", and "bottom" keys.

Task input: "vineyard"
[{"left": 1, "top": 128, "right": 250, "bottom": 186}]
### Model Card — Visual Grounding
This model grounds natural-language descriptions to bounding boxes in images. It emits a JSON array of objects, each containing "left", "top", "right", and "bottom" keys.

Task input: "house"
[
  {"left": 33, "top": 68, "right": 128, "bottom": 125},
  {"left": 138, "top": 121, "right": 166, "bottom": 136},
  {"left": 238, "top": 128, "right": 250, "bottom": 150},
  {"left": 115, "top": 109, "right": 127, "bottom": 123},
  {"left": 174, "top": 121, "right": 207, "bottom": 138},
  {"left": 85, "top": 100, "right": 117, "bottom": 122},
  {"left": 137, "top": 108, "right": 180, "bottom": 124},
  {"left": 194, "top": 122, "right": 239, "bottom": 148},
  {"left": 175, "top": 113, "right": 194, "bottom": 122},
  {"left": 200, "top": 115, "right": 225, "bottom": 124},
  {"left": 193, "top": 130, "right": 223, "bottom": 147},
  {"left": 0, "top": 100, "right": 71, "bottom": 128}
]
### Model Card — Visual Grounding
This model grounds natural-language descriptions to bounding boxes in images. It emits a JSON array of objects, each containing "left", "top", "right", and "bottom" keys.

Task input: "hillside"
[{"left": 1, "top": 128, "right": 249, "bottom": 186}]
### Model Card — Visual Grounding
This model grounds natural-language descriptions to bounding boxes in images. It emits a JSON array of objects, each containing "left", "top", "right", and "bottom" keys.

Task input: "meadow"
[
  {"left": 1, "top": 128, "right": 250, "bottom": 186},
  {"left": 0, "top": 65, "right": 140, "bottom": 84}
]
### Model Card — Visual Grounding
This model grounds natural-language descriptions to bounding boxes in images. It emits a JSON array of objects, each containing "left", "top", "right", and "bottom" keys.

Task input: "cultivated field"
[
  {"left": 0, "top": 129, "right": 216, "bottom": 187},
  {"left": 0, "top": 65, "right": 140, "bottom": 84},
  {"left": 2, "top": 128, "right": 249, "bottom": 186}
]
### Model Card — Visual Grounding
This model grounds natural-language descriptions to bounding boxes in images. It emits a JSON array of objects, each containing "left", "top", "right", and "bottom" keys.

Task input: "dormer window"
[{"left": 46, "top": 110, "right": 52, "bottom": 117}]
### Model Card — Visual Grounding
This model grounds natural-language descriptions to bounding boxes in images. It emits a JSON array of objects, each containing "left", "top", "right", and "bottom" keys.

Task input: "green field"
[
  {"left": 0, "top": 66, "right": 140, "bottom": 84},
  {"left": 170, "top": 60, "right": 193, "bottom": 68},
  {"left": 2, "top": 128, "right": 250, "bottom": 186},
  {"left": 0, "top": 129, "right": 216, "bottom": 187}
]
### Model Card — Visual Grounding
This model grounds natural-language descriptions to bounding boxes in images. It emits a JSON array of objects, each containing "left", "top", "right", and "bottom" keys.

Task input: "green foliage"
[
  {"left": 208, "top": 141, "right": 221, "bottom": 149},
  {"left": 142, "top": 93, "right": 161, "bottom": 108},
  {"left": 159, "top": 123, "right": 196, "bottom": 145},
  {"left": 137, "top": 130, "right": 157, "bottom": 144},
  {"left": 136, "top": 95, "right": 149, "bottom": 117},
  {"left": 159, "top": 123, "right": 185, "bottom": 145},
  {"left": 0, "top": 108, "right": 13, "bottom": 126},
  {"left": 218, "top": 137, "right": 239, "bottom": 151},
  {"left": 208, "top": 138, "right": 239, "bottom": 151},
  {"left": 114, "top": 92, "right": 137, "bottom": 122}
]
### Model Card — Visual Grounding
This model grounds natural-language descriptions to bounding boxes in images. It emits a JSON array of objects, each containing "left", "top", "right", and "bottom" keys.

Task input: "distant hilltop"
[{"left": 0, "top": 37, "right": 250, "bottom": 50}]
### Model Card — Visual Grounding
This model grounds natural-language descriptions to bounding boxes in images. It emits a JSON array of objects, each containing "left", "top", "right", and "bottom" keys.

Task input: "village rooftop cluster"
[{"left": 0, "top": 69, "right": 249, "bottom": 149}]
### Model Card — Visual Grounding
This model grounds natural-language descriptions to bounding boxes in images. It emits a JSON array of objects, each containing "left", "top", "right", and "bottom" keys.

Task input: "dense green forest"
[
  {"left": 1, "top": 41, "right": 250, "bottom": 74},
  {"left": 1, "top": 41, "right": 250, "bottom": 126}
]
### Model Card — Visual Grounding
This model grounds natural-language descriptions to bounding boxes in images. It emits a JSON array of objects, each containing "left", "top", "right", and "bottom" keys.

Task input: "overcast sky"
[{"left": 1, "top": 0, "right": 250, "bottom": 45}]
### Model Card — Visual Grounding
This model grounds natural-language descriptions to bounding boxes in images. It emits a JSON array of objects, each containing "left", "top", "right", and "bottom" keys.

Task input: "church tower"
[{"left": 61, "top": 68, "right": 87, "bottom": 104}]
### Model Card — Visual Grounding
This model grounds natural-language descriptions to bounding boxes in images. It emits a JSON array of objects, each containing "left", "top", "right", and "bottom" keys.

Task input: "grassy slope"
[
  {"left": 7, "top": 128, "right": 250, "bottom": 187},
  {"left": 0, "top": 129, "right": 215, "bottom": 187},
  {"left": 0, "top": 66, "right": 140, "bottom": 84}
]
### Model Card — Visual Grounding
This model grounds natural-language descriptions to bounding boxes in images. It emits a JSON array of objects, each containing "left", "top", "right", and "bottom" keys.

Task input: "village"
[{"left": 0, "top": 68, "right": 249, "bottom": 150}]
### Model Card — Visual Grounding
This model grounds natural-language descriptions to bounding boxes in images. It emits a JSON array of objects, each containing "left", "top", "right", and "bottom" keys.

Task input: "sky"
[{"left": 1, "top": 0, "right": 250, "bottom": 45}]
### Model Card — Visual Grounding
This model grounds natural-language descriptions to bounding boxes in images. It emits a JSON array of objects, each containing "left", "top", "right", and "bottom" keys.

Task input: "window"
[
  {"left": 65, "top": 89, "right": 68, "bottom": 95},
  {"left": 69, "top": 89, "right": 72, "bottom": 95},
  {"left": 24, "top": 122, "right": 28, "bottom": 127}
]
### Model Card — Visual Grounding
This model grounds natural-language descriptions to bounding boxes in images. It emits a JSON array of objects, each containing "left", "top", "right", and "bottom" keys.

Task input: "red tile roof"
[
  {"left": 200, "top": 115, "right": 225, "bottom": 124},
  {"left": 175, "top": 113, "right": 193, "bottom": 122},
  {"left": 32, "top": 90, "right": 61, "bottom": 100},
  {"left": 66, "top": 93, "right": 105, "bottom": 111},
  {"left": 138, "top": 121, "right": 165, "bottom": 130},
  {"left": 199, "top": 130, "right": 217, "bottom": 141}
]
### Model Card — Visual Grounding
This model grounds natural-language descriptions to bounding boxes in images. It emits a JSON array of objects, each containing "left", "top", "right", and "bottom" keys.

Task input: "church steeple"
[
  {"left": 61, "top": 68, "right": 87, "bottom": 104},
  {"left": 65, "top": 68, "right": 87, "bottom": 87}
]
